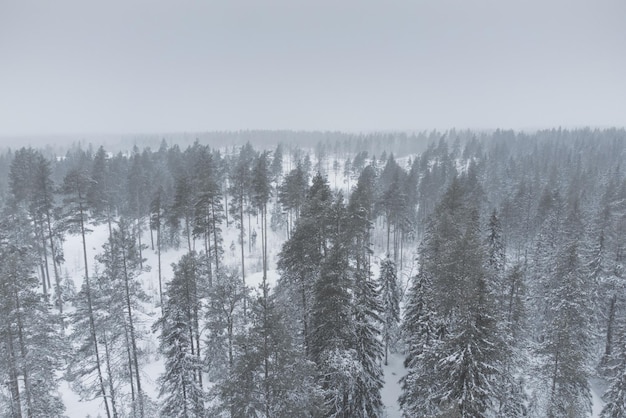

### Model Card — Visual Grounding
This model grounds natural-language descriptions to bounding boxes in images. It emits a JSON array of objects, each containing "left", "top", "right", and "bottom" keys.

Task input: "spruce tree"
[
  {"left": 601, "top": 336, "right": 626, "bottom": 418},
  {"left": 155, "top": 255, "right": 205, "bottom": 418},
  {"left": 534, "top": 202, "right": 592, "bottom": 418},
  {"left": 400, "top": 177, "right": 507, "bottom": 417},
  {"left": 379, "top": 257, "right": 400, "bottom": 365}
]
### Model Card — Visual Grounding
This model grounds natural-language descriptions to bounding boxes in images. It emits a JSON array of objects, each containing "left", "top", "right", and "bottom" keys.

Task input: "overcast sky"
[{"left": 1, "top": 0, "right": 625, "bottom": 136}]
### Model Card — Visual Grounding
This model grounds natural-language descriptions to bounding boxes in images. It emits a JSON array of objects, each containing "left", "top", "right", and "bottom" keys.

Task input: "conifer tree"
[
  {"left": 400, "top": 177, "right": 507, "bottom": 417},
  {"left": 155, "top": 255, "right": 205, "bottom": 418},
  {"left": 229, "top": 143, "right": 257, "bottom": 317},
  {"left": 63, "top": 166, "right": 113, "bottom": 418},
  {"left": 218, "top": 282, "right": 322, "bottom": 417},
  {"left": 379, "top": 257, "right": 400, "bottom": 365},
  {"left": 97, "top": 218, "right": 149, "bottom": 417},
  {"left": 0, "top": 209, "right": 65, "bottom": 417},
  {"left": 310, "top": 240, "right": 355, "bottom": 417},
  {"left": 601, "top": 336, "right": 626, "bottom": 418},
  {"left": 534, "top": 204, "right": 592, "bottom": 417}
]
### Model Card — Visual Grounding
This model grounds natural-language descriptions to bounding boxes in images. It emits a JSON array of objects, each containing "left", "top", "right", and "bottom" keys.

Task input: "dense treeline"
[{"left": 0, "top": 128, "right": 626, "bottom": 417}]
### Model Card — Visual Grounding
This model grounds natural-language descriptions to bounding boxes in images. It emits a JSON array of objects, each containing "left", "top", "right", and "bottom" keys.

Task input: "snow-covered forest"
[{"left": 2, "top": 128, "right": 626, "bottom": 417}]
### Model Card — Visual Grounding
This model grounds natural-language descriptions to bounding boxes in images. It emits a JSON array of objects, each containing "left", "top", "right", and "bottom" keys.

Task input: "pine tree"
[
  {"left": 151, "top": 187, "right": 166, "bottom": 310},
  {"left": 62, "top": 166, "right": 113, "bottom": 418},
  {"left": 96, "top": 218, "right": 149, "bottom": 417},
  {"left": 229, "top": 143, "right": 258, "bottom": 318},
  {"left": 190, "top": 145, "right": 223, "bottom": 282},
  {"left": 0, "top": 209, "right": 65, "bottom": 417},
  {"left": 9, "top": 148, "right": 64, "bottom": 318},
  {"left": 252, "top": 150, "right": 272, "bottom": 283},
  {"left": 204, "top": 267, "right": 246, "bottom": 381},
  {"left": 277, "top": 163, "right": 308, "bottom": 237}
]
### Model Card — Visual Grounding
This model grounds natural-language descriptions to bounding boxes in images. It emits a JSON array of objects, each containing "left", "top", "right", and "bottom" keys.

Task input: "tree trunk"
[
  {"left": 136, "top": 217, "right": 143, "bottom": 269},
  {"left": 248, "top": 210, "right": 252, "bottom": 253},
  {"left": 603, "top": 293, "right": 617, "bottom": 365},
  {"left": 149, "top": 220, "right": 154, "bottom": 251},
  {"left": 124, "top": 318, "right": 136, "bottom": 407},
  {"left": 211, "top": 201, "right": 220, "bottom": 272},
  {"left": 121, "top": 236, "right": 144, "bottom": 418},
  {"left": 7, "top": 330, "right": 23, "bottom": 418},
  {"left": 302, "top": 280, "right": 309, "bottom": 356},
  {"left": 14, "top": 289, "right": 33, "bottom": 417},
  {"left": 45, "top": 208, "right": 63, "bottom": 320},
  {"left": 386, "top": 217, "right": 391, "bottom": 257},
  {"left": 102, "top": 330, "right": 119, "bottom": 418},
  {"left": 205, "top": 214, "right": 213, "bottom": 287},
  {"left": 79, "top": 198, "right": 112, "bottom": 418},
  {"left": 156, "top": 212, "right": 163, "bottom": 315},
  {"left": 240, "top": 195, "right": 247, "bottom": 319}
]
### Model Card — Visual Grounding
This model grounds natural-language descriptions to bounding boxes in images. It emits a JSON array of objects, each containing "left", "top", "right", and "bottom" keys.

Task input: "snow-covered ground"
[
  {"left": 381, "top": 353, "right": 406, "bottom": 418},
  {"left": 58, "top": 213, "right": 412, "bottom": 417},
  {"left": 55, "top": 153, "right": 606, "bottom": 417}
]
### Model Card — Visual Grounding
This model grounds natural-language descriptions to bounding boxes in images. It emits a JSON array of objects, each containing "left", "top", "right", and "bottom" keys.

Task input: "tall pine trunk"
[
  {"left": 45, "top": 208, "right": 63, "bottom": 321},
  {"left": 101, "top": 330, "right": 119, "bottom": 418},
  {"left": 7, "top": 330, "right": 23, "bottom": 418},
  {"left": 240, "top": 194, "right": 247, "bottom": 319},
  {"left": 14, "top": 288, "right": 33, "bottom": 417},
  {"left": 121, "top": 239, "right": 144, "bottom": 418},
  {"left": 156, "top": 212, "right": 163, "bottom": 315},
  {"left": 79, "top": 198, "right": 112, "bottom": 418},
  {"left": 211, "top": 201, "right": 220, "bottom": 272}
]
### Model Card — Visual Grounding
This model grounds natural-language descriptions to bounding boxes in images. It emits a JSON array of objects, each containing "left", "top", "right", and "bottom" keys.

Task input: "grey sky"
[{"left": 1, "top": 0, "right": 625, "bottom": 136}]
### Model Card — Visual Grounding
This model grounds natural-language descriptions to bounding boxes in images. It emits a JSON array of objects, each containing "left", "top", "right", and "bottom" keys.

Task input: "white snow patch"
[{"left": 381, "top": 352, "right": 406, "bottom": 418}]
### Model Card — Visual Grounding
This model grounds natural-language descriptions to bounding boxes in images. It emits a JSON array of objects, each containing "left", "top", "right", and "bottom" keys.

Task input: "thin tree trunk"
[
  {"left": 211, "top": 201, "right": 220, "bottom": 272},
  {"left": 156, "top": 212, "right": 163, "bottom": 315},
  {"left": 124, "top": 318, "right": 136, "bottom": 407},
  {"left": 7, "top": 330, "right": 23, "bottom": 418},
  {"left": 121, "top": 236, "right": 144, "bottom": 418},
  {"left": 190, "top": 255, "right": 204, "bottom": 394},
  {"left": 102, "top": 330, "right": 119, "bottom": 418},
  {"left": 79, "top": 199, "right": 112, "bottom": 418},
  {"left": 248, "top": 210, "right": 252, "bottom": 253},
  {"left": 14, "top": 290, "right": 33, "bottom": 417},
  {"left": 39, "top": 262, "right": 47, "bottom": 299},
  {"left": 603, "top": 293, "right": 617, "bottom": 363},
  {"left": 302, "top": 280, "right": 309, "bottom": 356},
  {"left": 149, "top": 217, "right": 154, "bottom": 251},
  {"left": 400, "top": 229, "right": 404, "bottom": 271},
  {"left": 40, "top": 228, "right": 52, "bottom": 297},
  {"left": 45, "top": 208, "right": 63, "bottom": 320},
  {"left": 262, "top": 220, "right": 270, "bottom": 417},
  {"left": 386, "top": 217, "right": 391, "bottom": 256},
  {"left": 34, "top": 220, "right": 47, "bottom": 298},
  {"left": 263, "top": 203, "right": 268, "bottom": 279},
  {"left": 186, "top": 215, "right": 192, "bottom": 254},
  {"left": 224, "top": 188, "right": 229, "bottom": 227},
  {"left": 240, "top": 196, "right": 247, "bottom": 319},
  {"left": 551, "top": 349, "right": 560, "bottom": 398},
  {"left": 136, "top": 217, "right": 143, "bottom": 269},
  {"left": 205, "top": 214, "right": 213, "bottom": 287}
]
